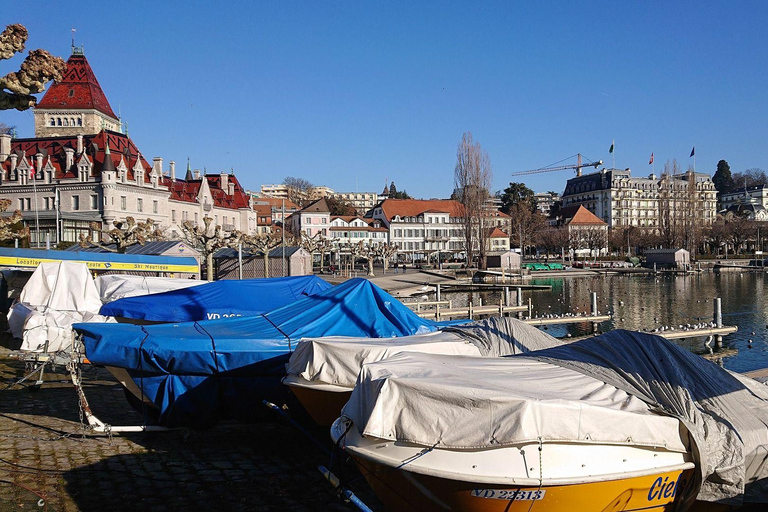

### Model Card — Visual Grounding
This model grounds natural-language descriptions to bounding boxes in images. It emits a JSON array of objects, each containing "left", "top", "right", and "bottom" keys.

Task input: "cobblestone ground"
[{"left": 0, "top": 339, "right": 380, "bottom": 512}]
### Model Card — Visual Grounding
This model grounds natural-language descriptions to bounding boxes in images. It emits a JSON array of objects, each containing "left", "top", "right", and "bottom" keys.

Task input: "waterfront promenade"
[{"left": 0, "top": 338, "right": 375, "bottom": 511}]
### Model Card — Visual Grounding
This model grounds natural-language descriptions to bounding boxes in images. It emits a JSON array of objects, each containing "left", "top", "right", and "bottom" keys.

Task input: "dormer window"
[{"left": 49, "top": 118, "right": 55, "bottom": 127}]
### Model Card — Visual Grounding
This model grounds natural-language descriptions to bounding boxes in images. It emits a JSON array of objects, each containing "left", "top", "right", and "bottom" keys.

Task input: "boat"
[
  {"left": 94, "top": 274, "right": 206, "bottom": 303},
  {"left": 332, "top": 330, "right": 768, "bottom": 511},
  {"left": 99, "top": 274, "right": 332, "bottom": 322},
  {"left": 74, "top": 278, "right": 456, "bottom": 428},
  {"left": 284, "top": 316, "right": 561, "bottom": 426}
]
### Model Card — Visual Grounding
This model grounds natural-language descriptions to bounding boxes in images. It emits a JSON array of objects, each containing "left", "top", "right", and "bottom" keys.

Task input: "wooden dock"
[
  {"left": 656, "top": 326, "right": 738, "bottom": 340},
  {"left": 413, "top": 303, "right": 528, "bottom": 320},
  {"left": 523, "top": 315, "right": 611, "bottom": 326}
]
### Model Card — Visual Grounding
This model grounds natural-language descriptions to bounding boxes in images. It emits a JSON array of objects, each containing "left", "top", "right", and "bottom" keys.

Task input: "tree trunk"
[
  {"left": 264, "top": 253, "right": 270, "bottom": 278},
  {"left": 206, "top": 252, "right": 214, "bottom": 281},
  {"left": 367, "top": 258, "right": 374, "bottom": 276},
  {"left": 319, "top": 250, "right": 325, "bottom": 272}
]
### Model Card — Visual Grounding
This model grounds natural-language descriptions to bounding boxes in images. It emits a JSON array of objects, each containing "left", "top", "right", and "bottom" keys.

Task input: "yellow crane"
[{"left": 512, "top": 153, "right": 603, "bottom": 177}]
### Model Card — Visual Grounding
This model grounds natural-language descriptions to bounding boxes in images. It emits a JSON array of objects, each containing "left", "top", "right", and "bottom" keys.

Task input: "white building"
[
  {"left": 330, "top": 191, "right": 379, "bottom": 215},
  {"left": 561, "top": 168, "right": 717, "bottom": 229},
  {"left": 0, "top": 49, "right": 259, "bottom": 246},
  {"left": 370, "top": 199, "right": 466, "bottom": 262}
]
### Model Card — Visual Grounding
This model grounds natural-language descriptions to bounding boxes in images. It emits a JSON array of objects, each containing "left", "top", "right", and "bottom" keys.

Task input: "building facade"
[
  {"left": 330, "top": 191, "right": 379, "bottom": 215},
  {"left": 0, "top": 49, "right": 259, "bottom": 246},
  {"left": 561, "top": 168, "right": 717, "bottom": 229}
]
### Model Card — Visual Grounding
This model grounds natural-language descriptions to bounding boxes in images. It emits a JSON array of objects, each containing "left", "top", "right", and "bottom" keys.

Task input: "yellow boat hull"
[
  {"left": 351, "top": 456, "right": 698, "bottom": 512},
  {"left": 285, "top": 382, "right": 351, "bottom": 427}
]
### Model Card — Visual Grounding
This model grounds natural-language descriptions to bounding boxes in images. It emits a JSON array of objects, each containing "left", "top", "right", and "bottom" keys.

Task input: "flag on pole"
[
  {"left": 690, "top": 146, "right": 695, "bottom": 157},
  {"left": 649, "top": 153, "right": 654, "bottom": 165},
  {"left": 609, "top": 141, "right": 614, "bottom": 154},
  {"left": 29, "top": 168, "right": 35, "bottom": 179}
]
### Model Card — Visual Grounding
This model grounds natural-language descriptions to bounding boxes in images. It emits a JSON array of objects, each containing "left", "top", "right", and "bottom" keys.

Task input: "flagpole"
[
  {"left": 612, "top": 139, "right": 615, "bottom": 169},
  {"left": 55, "top": 188, "right": 60, "bottom": 245}
]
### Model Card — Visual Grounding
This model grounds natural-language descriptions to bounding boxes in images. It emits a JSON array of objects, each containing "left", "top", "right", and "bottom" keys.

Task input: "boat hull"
[
  {"left": 350, "top": 455, "right": 695, "bottom": 512},
  {"left": 283, "top": 376, "right": 351, "bottom": 426}
]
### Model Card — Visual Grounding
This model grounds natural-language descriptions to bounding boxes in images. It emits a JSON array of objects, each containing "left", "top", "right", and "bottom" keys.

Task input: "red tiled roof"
[
  {"left": 489, "top": 227, "right": 508, "bottom": 238},
  {"left": 560, "top": 205, "right": 607, "bottom": 226},
  {"left": 36, "top": 53, "right": 118, "bottom": 120},
  {"left": 163, "top": 173, "right": 251, "bottom": 210},
  {"left": 253, "top": 197, "right": 299, "bottom": 210},
  {"left": 379, "top": 199, "right": 464, "bottom": 220},
  {"left": 1, "top": 130, "right": 151, "bottom": 182}
]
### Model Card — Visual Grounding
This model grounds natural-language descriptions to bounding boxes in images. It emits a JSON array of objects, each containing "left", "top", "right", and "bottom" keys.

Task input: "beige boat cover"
[{"left": 287, "top": 317, "right": 561, "bottom": 388}]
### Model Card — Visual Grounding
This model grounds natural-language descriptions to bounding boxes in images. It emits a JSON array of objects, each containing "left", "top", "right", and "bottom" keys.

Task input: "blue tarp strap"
[
  {"left": 262, "top": 314, "right": 294, "bottom": 352},
  {"left": 137, "top": 328, "right": 151, "bottom": 428}
]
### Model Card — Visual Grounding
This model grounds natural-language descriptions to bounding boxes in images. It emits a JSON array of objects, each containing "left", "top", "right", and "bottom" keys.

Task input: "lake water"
[{"left": 441, "top": 271, "right": 768, "bottom": 373}]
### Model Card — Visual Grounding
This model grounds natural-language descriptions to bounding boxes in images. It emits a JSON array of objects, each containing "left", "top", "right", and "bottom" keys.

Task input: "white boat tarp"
[
  {"left": 288, "top": 317, "right": 561, "bottom": 388},
  {"left": 94, "top": 274, "right": 205, "bottom": 303},
  {"left": 523, "top": 329, "right": 768, "bottom": 506},
  {"left": 343, "top": 351, "right": 688, "bottom": 451},
  {"left": 343, "top": 329, "right": 768, "bottom": 506},
  {"left": 8, "top": 262, "right": 113, "bottom": 352}
]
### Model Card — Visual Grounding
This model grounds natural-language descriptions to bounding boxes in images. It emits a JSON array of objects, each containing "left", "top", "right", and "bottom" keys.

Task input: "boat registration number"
[{"left": 471, "top": 489, "right": 546, "bottom": 501}]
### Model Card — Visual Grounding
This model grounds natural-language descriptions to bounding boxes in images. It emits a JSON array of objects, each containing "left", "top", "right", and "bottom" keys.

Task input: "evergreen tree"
[{"left": 712, "top": 160, "right": 735, "bottom": 194}]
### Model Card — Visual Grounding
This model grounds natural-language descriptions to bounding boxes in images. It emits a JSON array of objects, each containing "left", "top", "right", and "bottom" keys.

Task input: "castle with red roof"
[{"left": 0, "top": 48, "right": 261, "bottom": 246}]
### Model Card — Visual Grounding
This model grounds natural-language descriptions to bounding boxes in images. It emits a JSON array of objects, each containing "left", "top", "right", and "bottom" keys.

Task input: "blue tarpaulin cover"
[
  {"left": 75, "top": 278, "right": 446, "bottom": 427},
  {"left": 99, "top": 275, "right": 331, "bottom": 322}
]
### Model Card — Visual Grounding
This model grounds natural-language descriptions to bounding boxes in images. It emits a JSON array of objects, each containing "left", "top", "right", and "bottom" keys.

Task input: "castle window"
[
  {"left": 72, "top": 196, "right": 80, "bottom": 211},
  {"left": 77, "top": 118, "right": 82, "bottom": 126},
  {"left": 153, "top": 201, "right": 158, "bottom": 214},
  {"left": 63, "top": 119, "right": 69, "bottom": 127},
  {"left": 90, "top": 196, "right": 98, "bottom": 209},
  {"left": 121, "top": 196, "right": 126, "bottom": 210},
  {"left": 172, "top": 210, "right": 176, "bottom": 222},
  {"left": 57, "top": 118, "right": 62, "bottom": 126},
  {"left": 49, "top": 118, "right": 55, "bottom": 127},
  {"left": 137, "top": 198, "right": 143, "bottom": 212}
]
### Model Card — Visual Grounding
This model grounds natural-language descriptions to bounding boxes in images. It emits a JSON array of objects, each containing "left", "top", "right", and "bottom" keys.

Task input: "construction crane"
[{"left": 512, "top": 153, "right": 603, "bottom": 177}]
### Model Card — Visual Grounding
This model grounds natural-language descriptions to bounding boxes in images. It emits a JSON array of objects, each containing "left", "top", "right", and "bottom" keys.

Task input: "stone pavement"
[{"left": 0, "top": 340, "right": 380, "bottom": 512}]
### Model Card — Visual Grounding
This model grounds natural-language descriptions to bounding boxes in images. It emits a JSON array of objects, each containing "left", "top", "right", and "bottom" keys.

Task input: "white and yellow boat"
[
  {"left": 332, "top": 351, "right": 701, "bottom": 512},
  {"left": 285, "top": 317, "right": 561, "bottom": 426}
]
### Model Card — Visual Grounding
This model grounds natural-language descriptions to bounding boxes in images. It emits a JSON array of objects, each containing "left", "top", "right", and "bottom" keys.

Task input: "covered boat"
[
  {"left": 94, "top": 274, "right": 206, "bottom": 303},
  {"left": 334, "top": 330, "right": 768, "bottom": 511},
  {"left": 8, "top": 262, "right": 113, "bottom": 353},
  {"left": 74, "top": 278, "right": 447, "bottom": 428},
  {"left": 98, "top": 274, "right": 331, "bottom": 322},
  {"left": 285, "top": 316, "right": 561, "bottom": 425}
]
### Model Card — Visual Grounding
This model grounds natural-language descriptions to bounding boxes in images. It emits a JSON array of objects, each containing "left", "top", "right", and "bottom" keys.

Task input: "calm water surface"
[{"left": 441, "top": 271, "right": 768, "bottom": 373}]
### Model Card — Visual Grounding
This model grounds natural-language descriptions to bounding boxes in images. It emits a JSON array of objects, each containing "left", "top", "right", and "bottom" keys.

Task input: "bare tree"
[
  {"left": 299, "top": 232, "right": 333, "bottom": 272},
  {"left": 375, "top": 242, "right": 399, "bottom": 273},
  {"left": 1, "top": 24, "right": 66, "bottom": 111},
  {"left": 179, "top": 216, "right": 242, "bottom": 281},
  {"left": 79, "top": 217, "right": 164, "bottom": 253},
  {"left": 454, "top": 132, "right": 492, "bottom": 269},
  {"left": 581, "top": 227, "right": 608, "bottom": 260},
  {"left": 283, "top": 176, "right": 314, "bottom": 207},
  {"left": 0, "top": 198, "right": 28, "bottom": 242},
  {"left": 351, "top": 241, "right": 376, "bottom": 276},
  {"left": 509, "top": 203, "right": 546, "bottom": 257},
  {"left": 536, "top": 227, "right": 569, "bottom": 259},
  {"left": 242, "top": 232, "right": 282, "bottom": 278}
]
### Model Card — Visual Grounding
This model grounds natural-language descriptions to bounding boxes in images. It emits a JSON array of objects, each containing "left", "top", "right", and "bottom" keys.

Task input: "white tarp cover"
[
  {"left": 287, "top": 317, "right": 561, "bottom": 388},
  {"left": 522, "top": 330, "right": 768, "bottom": 506},
  {"left": 8, "top": 262, "right": 113, "bottom": 352},
  {"left": 94, "top": 275, "right": 205, "bottom": 303},
  {"left": 342, "top": 352, "right": 688, "bottom": 454}
]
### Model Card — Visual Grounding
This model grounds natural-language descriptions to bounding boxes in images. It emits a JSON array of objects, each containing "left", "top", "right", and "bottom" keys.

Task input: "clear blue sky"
[{"left": 3, "top": 1, "right": 767, "bottom": 198}]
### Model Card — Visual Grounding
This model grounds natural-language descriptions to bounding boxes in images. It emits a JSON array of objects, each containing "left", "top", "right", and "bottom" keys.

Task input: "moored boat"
[
  {"left": 332, "top": 330, "right": 768, "bottom": 511},
  {"left": 285, "top": 316, "right": 560, "bottom": 426}
]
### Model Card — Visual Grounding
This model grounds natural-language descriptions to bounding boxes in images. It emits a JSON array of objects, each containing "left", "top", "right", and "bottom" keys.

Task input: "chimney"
[
  {"left": 170, "top": 161, "right": 176, "bottom": 180},
  {"left": 9, "top": 153, "right": 17, "bottom": 172},
  {"left": 35, "top": 153, "right": 43, "bottom": 175},
  {"left": 0, "top": 133, "right": 10, "bottom": 163},
  {"left": 228, "top": 182, "right": 235, "bottom": 196},
  {"left": 193, "top": 169, "right": 201, "bottom": 180},
  {"left": 220, "top": 171, "right": 228, "bottom": 191},
  {"left": 64, "top": 147, "right": 75, "bottom": 170},
  {"left": 77, "top": 134, "right": 84, "bottom": 154},
  {"left": 152, "top": 157, "right": 163, "bottom": 176}
]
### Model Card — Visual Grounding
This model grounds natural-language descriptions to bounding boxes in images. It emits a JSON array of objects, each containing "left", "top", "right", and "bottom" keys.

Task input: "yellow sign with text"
[{"left": 0, "top": 256, "right": 198, "bottom": 273}]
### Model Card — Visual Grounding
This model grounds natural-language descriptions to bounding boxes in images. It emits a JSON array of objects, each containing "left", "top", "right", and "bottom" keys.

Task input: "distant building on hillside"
[{"left": 534, "top": 192, "right": 560, "bottom": 216}]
